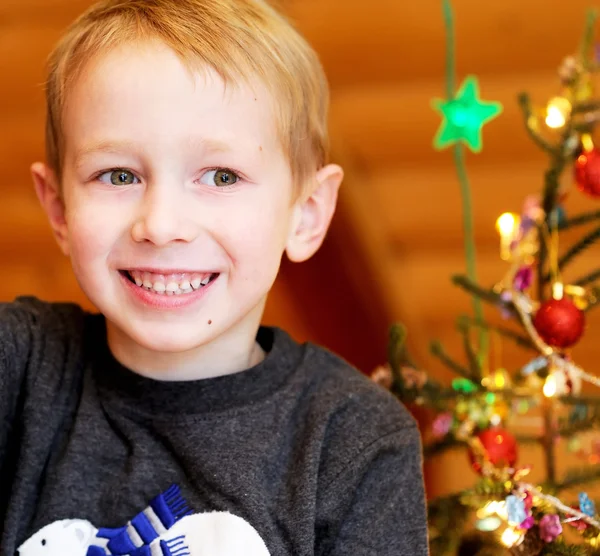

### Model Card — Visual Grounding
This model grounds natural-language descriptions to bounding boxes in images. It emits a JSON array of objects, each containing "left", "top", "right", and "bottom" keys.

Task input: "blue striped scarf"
[{"left": 86, "top": 485, "right": 192, "bottom": 556}]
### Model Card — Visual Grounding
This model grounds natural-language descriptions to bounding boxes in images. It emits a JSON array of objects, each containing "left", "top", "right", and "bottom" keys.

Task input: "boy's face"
[{"left": 33, "top": 41, "right": 342, "bottom": 370}]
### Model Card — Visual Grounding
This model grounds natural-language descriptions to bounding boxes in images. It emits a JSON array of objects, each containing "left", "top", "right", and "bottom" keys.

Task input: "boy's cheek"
[
  {"left": 226, "top": 200, "right": 291, "bottom": 245},
  {"left": 66, "top": 206, "right": 124, "bottom": 261}
]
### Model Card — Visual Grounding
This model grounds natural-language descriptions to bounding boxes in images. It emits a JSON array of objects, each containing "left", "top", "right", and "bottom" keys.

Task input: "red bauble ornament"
[
  {"left": 533, "top": 297, "right": 585, "bottom": 349},
  {"left": 468, "top": 427, "right": 518, "bottom": 474},
  {"left": 574, "top": 148, "right": 600, "bottom": 198}
]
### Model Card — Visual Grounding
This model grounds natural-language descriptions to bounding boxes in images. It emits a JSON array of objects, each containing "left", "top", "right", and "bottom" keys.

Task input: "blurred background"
[{"left": 2, "top": 0, "right": 599, "bottom": 501}]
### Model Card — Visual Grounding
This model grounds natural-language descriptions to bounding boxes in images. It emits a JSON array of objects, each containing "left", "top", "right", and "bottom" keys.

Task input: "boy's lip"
[
  {"left": 119, "top": 270, "right": 218, "bottom": 309},
  {"left": 121, "top": 267, "right": 219, "bottom": 274}
]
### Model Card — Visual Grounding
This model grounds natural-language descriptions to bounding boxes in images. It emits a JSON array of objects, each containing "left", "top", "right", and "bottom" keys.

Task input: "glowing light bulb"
[
  {"left": 496, "top": 213, "right": 518, "bottom": 236},
  {"left": 478, "top": 501, "right": 508, "bottom": 520},
  {"left": 496, "top": 501, "right": 508, "bottom": 520},
  {"left": 552, "top": 281, "right": 564, "bottom": 301},
  {"left": 582, "top": 133, "right": 594, "bottom": 152},
  {"left": 545, "top": 97, "right": 571, "bottom": 129},
  {"left": 490, "top": 368, "right": 508, "bottom": 390},
  {"left": 501, "top": 528, "right": 522, "bottom": 547},
  {"left": 476, "top": 516, "right": 502, "bottom": 532},
  {"left": 496, "top": 213, "right": 520, "bottom": 261},
  {"left": 480, "top": 501, "right": 497, "bottom": 517},
  {"left": 543, "top": 374, "right": 557, "bottom": 398},
  {"left": 546, "top": 107, "right": 566, "bottom": 128},
  {"left": 564, "top": 284, "right": 589, "bottom": 310}
]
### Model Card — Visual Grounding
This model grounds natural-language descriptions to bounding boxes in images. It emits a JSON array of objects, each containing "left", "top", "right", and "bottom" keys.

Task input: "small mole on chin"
[{"left": 208, "top": 320, "right": 212, "bottom": 325}]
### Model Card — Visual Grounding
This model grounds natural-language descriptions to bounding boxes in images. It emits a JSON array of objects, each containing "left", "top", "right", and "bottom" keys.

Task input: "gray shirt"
[{"left": 0, "top": 297, "right": 428, "bottom": 555}]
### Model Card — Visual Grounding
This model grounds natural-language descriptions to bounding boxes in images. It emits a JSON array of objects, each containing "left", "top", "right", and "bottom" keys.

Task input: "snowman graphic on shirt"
[{"left": 17, "top": 485, "right": 270, "bottom": 556}]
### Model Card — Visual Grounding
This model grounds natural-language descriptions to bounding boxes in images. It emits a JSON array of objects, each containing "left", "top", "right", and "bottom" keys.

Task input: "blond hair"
[{"left": 44, "top": 0, "right": 329, "bottom": 194}]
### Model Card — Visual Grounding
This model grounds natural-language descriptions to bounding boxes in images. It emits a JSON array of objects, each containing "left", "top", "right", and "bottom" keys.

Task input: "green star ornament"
[{"left": 432, "top": 75, "right": 503, "bottom": 153}]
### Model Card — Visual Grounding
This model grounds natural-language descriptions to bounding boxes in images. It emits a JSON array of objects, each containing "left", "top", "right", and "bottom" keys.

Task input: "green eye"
[
  {"left": 97, "top": 169, "right": 138, "bottom": 186},
  {"left": 213, "top": 169, "right": 239, "bottom": 186},
  {"left": 110, "top": 169, "right": 136, "bottom": 186}
]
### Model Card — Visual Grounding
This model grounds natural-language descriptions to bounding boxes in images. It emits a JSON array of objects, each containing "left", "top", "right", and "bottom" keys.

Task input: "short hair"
[{"left": 44, "top": 0, "right": 330, "bottom": 194}]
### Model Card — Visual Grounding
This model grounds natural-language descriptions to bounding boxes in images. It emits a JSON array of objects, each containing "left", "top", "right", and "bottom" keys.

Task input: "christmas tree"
[{"left": 372, "top": 1, "right": 600, "bottom": 554}]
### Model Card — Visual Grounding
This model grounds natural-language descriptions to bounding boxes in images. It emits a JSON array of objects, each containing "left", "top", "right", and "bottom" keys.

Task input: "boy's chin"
[{"left": 126, "top": 325, "right": 218, "bottom": 354}]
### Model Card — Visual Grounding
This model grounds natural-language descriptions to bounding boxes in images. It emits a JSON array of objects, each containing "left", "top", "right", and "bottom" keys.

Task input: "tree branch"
[
  {"left": 517, "top": 93, "right": 558, "bottom": 155},
  {"left": 430, "top": 340, "right": 478, "bottom": 382},
  {"left": 451, "top": 275, "right": 515, "bottom": 315},
  {"left": 556, "top": 467, "right": 600, "bottom": 491},
  {"left": 457, "top": 315, "right": 537, "bottom": 352},
  {"left": 574, "top": 268, "right": 600, "bottom": 287},
  {"left": 559, "top": 209, "right": 600, "bottom": 231},
  {"left": 543, "top": 226, "right": 600, "bottom": 282}
]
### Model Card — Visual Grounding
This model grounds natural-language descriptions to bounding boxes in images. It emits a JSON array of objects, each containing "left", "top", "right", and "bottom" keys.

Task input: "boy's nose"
[{"left": 131, "top": 187, "right": 198, "bottom": 245}]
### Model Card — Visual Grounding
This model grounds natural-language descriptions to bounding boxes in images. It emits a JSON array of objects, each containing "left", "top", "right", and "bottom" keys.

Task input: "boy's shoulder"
[
  {"left": 295, "top": 336, "right": 416, "bottom": 430},
  {"left": 277, "top": 331, "right": 419, "bottom": 475},
  {"left": 0, "top": 295, "right": 86, "bottom": 325},
  {"left": 278, "top": 333, "right": 421, "bottom": 497},
  {"left": 0, "top": 296, "right": 89, "bottom": 370}
]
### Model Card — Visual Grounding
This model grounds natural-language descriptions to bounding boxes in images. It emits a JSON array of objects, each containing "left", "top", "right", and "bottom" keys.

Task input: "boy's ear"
[
  {"left": 285, "top": 163, "right": 344, "bottom": 263},
  {"left": 31, "top": 162, "right": 70, "bottom": 256}
]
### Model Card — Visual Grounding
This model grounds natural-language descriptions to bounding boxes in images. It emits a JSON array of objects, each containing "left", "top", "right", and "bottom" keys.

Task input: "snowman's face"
[
  {"left": 17, "top": 520, "right": 96, "bottom": 556},
  {"left": 166, "top": 512, "right": 270, "bottom": 556}
]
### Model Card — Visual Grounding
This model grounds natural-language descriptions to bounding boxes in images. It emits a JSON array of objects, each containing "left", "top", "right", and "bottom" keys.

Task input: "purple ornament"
[
  {"left": 520, "top": 515, "right": 535, "bottom": 530},
  {"left": 520, "top": 195, "right": 543, "bottom": 231},
  {"left": 432, "top": 412, "right": 453, "bottom": 438},
  {"left": 539, "top": 514, "right": 562, "bottom": 543},
  {"left": 513, "top": 266, "right": 533, "bottom": 292},
  {"left": 519, "top": 219, "right": 534, "bottom": 235}
]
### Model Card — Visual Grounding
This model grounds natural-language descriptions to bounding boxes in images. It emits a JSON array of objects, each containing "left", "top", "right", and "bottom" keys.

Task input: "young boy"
[{"left": 2, "top": 0, "right": 428, "bottom": 554}]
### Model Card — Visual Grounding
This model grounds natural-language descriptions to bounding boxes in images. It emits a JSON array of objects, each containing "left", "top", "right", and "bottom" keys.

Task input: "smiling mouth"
[{"left": 120, "top": 270, "right": 219, "bottom": 295}]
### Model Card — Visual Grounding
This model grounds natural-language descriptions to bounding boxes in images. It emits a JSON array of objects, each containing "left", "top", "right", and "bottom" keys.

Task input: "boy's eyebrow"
[
  {"left": 73, "top": 137, "right": 236, "bottom": 168},
  {"left": 184, "top": 136, "right": 234, "bottom": 153},
  {"left": 73, "top": 139, "right": 139, "bottom": 169}
]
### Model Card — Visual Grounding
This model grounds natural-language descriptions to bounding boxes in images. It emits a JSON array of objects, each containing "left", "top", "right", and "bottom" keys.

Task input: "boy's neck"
[{"left": 105, "top": 319, "right": 267, "bottom": 382}]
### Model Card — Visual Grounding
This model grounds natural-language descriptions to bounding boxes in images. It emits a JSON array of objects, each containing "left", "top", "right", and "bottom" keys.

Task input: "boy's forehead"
[{"left": 64, "top": 41, "right": 283, "bottom": 158}]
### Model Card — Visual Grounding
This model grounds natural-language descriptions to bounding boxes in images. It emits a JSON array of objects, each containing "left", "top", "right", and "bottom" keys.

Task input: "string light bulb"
[
  {"left": 581, "top": 133, "right": 595, "bottom": 152},
  {"left": 496, "top": 212, "right": 520, "bottom": 261},
  {"left": 552, "top": 281, "right": 564, "bottom": 301},
  {"left": 545, "top": 97, "right": 571, "bottom": 129},
  {"left": 543, "top": 374, "right": 557, "bottom": 398},
  {"left": 500, "top": 527, "right": 522, "bottom": 547},
  {"left": 565, "top": 284, "right": 589, "bottom": 310}
]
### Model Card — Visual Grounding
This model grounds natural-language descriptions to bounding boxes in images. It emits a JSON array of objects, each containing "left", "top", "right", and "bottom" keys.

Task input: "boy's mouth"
[{"left": 120, "top": 270, "right": 219, "bottom": 295}]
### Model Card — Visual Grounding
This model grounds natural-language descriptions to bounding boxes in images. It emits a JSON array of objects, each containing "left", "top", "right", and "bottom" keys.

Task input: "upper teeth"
[{"left": 128, "top": 271, "right": 214, "bottom": 295}]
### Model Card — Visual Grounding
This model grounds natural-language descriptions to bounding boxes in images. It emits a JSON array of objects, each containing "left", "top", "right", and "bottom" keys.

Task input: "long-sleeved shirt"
[{"left": 0, "top": 297, "right": 429, "bottom": 555}]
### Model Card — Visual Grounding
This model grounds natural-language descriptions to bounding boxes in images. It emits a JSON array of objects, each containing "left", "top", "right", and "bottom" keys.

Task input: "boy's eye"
[
  {"left": 98, "top": 169, "right": 139, "bottom": 186},
  {"left": 200, "top": 168, "right": 240, "bottom": 187}
]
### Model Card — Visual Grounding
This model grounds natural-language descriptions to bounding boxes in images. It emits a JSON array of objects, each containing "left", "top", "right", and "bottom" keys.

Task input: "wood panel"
[
  {"left": 370, "top": 161, "right": 600, "bottom": 246},
  {"left": 4, "top": 0, "right": 593, "bottom": 89},
  {"left": 286, "top": 0, "right": 594, "bottom": 86}
]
